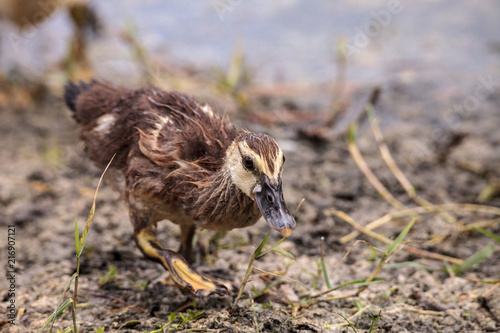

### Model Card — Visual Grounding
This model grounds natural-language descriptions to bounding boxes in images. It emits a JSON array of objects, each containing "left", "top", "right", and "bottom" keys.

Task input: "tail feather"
[
  {"left": 64, "top": 80, "right": 91, "bottom": 113},
  {"left": 64, "top": 79, "right": 134, "bottom": 170}
]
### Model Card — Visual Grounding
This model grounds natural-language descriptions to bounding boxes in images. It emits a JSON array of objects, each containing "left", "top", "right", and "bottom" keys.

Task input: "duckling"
[
  {"left": 64, "top": 80, "right": 296, "bottom": 296},
  {"left": 0, "top": 0, "right": 100, "bottom": 78}
]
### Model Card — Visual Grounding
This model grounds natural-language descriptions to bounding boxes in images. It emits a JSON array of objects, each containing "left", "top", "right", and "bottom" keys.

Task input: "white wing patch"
[
  {"left": 200, "top": 104, "right": 214, "bottom": 117},
  {"left": 93, "top": 114, "right": 116, "bottom": 134}
]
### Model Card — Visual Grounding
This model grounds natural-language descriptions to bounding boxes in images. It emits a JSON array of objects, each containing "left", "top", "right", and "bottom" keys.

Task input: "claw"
[
  {"left": 135, "top": 227, "right": 229, "bottom": 297},
  {"left": 165, "top": 253, "right": 228, "bottom": 296}
]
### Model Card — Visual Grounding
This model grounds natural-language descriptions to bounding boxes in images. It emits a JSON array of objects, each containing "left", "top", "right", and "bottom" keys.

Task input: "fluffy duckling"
[{"left": 64, "top": 80, "right": 296, "bottom": 296}]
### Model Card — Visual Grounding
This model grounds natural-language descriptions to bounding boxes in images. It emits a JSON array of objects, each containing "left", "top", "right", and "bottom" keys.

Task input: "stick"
[
  {"left": 347, "top": 125, "right": 407, "bottom": 211},
  {"left": 337, "top": 204, "right": 500, "bottom": 244},
  {"left": 367, "top": 106, "right": 456, "bottom": 224}
]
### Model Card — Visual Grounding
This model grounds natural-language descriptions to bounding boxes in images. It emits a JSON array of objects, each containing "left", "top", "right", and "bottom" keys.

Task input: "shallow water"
[{"left": 1, "top": 0, "right": 499, "bottom": 88}]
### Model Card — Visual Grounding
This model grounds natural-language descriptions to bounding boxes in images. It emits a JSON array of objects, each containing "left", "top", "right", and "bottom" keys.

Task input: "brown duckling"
[{"left": 64, "top": 80, "right": 296, "bottom": 296}]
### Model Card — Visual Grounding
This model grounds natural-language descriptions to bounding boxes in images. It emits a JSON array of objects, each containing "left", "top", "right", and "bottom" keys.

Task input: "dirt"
[{"left": 0, "top": 74, "right": 499, "bottom": 333}]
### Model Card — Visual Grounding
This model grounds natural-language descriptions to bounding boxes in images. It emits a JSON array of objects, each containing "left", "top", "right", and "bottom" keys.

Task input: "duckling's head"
[{"left": 226, "top": 132, "right": 296, "bottom": 237}]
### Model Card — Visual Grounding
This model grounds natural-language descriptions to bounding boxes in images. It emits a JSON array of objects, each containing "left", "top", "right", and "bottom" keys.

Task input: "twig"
[
  {"left": 404, "top": 246, "right": 463, "bottom": 265},
  {"left": 338, "top": 204, "right": 500, "bottom": 244},
  {"left": 298, "top": 293, "right": 358, "bottom": 312},
  {"left": 459, "top": 218, "right": 500, "bottom": 232},
  {"left": 347, "top": 125, "right": 407, "bottom": 211},
  {"left": 367, "top": 106, "right": 456, "bottom": 224},
  {"left": 333, "top": 210, "right": 391, "bottom": 243},
  {"left": 330, "top": 88, "right": 379, "bottom": 141},
  {"left": 252, "top": 267, "right": 307, "bottom": 289},
  {"left": 398, "top": 307, "right": 444, "bottom": 316},
  {"left": 347, "top": 305, "right": 372, "bottom": 322},
  {"left": 87, "top": 291, "right": 146, "bottom": 312},
  {"left": 482, "top": 283, "right": 500, "bottom": 298},
  {"left": 331, "top": 210, "right": 463, "bottom": 265},
  {"left": 367, "top": 104, "right": 415, "bottom": 195},
  {"left": 294, "top": 198, "right": 306, "bottom": 218}
]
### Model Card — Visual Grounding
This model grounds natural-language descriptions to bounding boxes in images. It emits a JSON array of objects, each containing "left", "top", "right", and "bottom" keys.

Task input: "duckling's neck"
[{"left": 191, "top": 166, "right": 261, "bottom": 231}]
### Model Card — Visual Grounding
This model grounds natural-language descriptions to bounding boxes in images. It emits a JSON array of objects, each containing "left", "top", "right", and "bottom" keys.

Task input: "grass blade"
[
  {"left": 256, "top": 236, "right": 284, "bottom": 259},
  {"left": 40, "top": 156, "right": 114, "bottom": 332},
  {"left": 347, "top": 123, "right": 358, "bottom": 144},
  {"left": 319, "top": 237, "right": 331, "bottom": 289},
  {"left": 254, "top": 233, "right": 271, "bottom": 258},
  {"left": 233, "top": 233, "right": 270, "bottom": 308},
  {"left": 472, "top": 226, "right": 500, "bottom": 243},
  {"left": 38, "top": 299, "right": 72, "bottom": 332},
  {"left": 335, "top": 312, "right": 357, "bottom": 333},
  {"left": 40, "top": 273, "right": 77, "bottom": 332},
  {"left": 451, "top": 245, "right": 495, "bottom": 276},
  {"left": 78, "top": 154, "right": 114, "bottom": 256},
  {"left": 334, "top": 278, "right": 383, "bottom": 291},
  {"left": 386, "top": 218, "right": 416, "bottom": 255},
  {"left": 368, "top": 310, "right": 381, "bottom": 332},
  {"left": 74, "top": 217, "right": 80, "bottom": 255},
  {"left": 478, "top": 280, "right": 500, "bottom": 284},
  {"left": 270, "top": 247, "right": 294, "bottom": 260},
  {"left": 321, "top": 258, "right": 332, "bottom": 290}
]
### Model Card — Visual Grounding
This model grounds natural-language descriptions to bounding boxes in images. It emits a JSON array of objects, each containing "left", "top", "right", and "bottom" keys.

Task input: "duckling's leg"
[
  {"left": 179, "top": 224, "right": 196, "bottom": 261},
  {"left": 66, "top": 2, "right": 100, "bottom": 80},
  {"left": 133, "top": 224, "right": 228, "bottom": 297}
]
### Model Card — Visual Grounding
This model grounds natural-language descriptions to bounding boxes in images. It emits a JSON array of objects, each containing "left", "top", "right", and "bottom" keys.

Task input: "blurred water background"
[{"left": 1, "top": 0, "right": 498, "bottom": 89}]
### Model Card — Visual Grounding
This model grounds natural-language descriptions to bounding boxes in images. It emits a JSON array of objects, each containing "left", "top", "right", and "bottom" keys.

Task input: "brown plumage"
[{"left": 65, "top": 80, "right": 296, "bottom": 296}]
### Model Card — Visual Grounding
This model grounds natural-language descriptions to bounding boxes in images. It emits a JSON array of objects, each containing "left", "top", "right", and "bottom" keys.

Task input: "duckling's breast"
[{"left": 198, "top": 202, "right": 262, "bottom": 232}]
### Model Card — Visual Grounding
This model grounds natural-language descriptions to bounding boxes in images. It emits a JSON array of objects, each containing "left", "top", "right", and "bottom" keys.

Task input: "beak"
[{"left": 254, "top": 174, "right": 296, "bottom": 237}]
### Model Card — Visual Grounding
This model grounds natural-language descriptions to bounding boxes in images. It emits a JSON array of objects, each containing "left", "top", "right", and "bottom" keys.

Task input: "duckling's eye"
[
  {"left": 243, "top": 156, "right": 255, "bottom": 171},
  {"left": 282, "top": 155, "right": 286, "bottom": 165}
]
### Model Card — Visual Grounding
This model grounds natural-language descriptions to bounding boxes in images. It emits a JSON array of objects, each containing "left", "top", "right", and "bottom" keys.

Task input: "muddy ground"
[{"left": 0, "top": 71, "right": 499, "bottom": 333}]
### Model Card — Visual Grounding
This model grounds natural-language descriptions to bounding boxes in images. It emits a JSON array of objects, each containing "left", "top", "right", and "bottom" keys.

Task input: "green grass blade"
[
  {"left": 321, "top": 259, "right": 332, "bottom": 290},
  {"left": 233, "top": 233, "right": 270, "bottom": 308},
  {"left": 451, "top": 244, "right": 495, "bottom": 276},
  {"left": 270, "top": 247, "right": 294, "bottom": 260},
  {"left": 38, "top": 299, "right": 72, "bottom": 332},
  {"left": 368, "top": 310, "right": 381, "bottom": 332},
  {"left": 256, "top": 236, "right": 295, "bottom": 260},
  {"left": 386, "top": 218, "right": 416, "bottom": 255},
  {"left": 334, "top": 278, "right": 383, "bottom": 291},
  {"left": 478, "top": 280, "right": 500, "bottom": 284},
  {"left": 347, "top": 124, "right": 358, "bottom": 144},
  {"left": 78, "top": 155, "right": 114, "bottom": 256},
  {"left": 366, "top": 103, "right": 375, "bottom": 119},
  {"left": 473, "top": 226, "right": 500, "bottom": 243},
  {"left": 335, "top": 312, "right": 357, "bottom": 333},
  {"left": 256, "top": 236, "right": 284, "bottom": 259},
  {"left": 79, "top": 206, "right": 93, "bottom": 257},
  {"left": 74, "top": 217, "right": 80, "bottom": 255},
  {"left": 41, "top": 273, "right": 77, "bottom": 332},
  {"left": 254, "top": 233, "right": 271, "bottom": 258}
]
